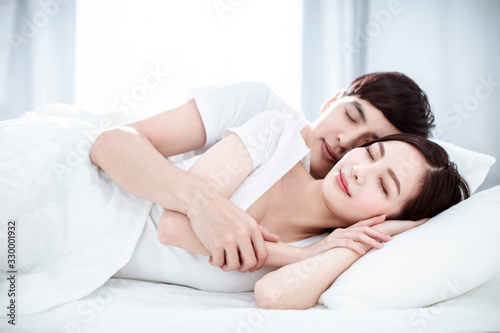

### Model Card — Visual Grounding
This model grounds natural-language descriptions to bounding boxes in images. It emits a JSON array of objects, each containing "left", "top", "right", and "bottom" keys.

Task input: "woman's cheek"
[{"left": 359, "top": 194, "right": 384, "bottom": 216}]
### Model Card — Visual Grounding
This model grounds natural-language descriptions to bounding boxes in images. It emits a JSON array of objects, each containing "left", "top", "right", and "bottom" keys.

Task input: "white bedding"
[
  {"left": 2, "top": 275, "right": 499, "bottom": 332},
  {"left": 0, "top": 104, "right": 499, "bottom": 332}
]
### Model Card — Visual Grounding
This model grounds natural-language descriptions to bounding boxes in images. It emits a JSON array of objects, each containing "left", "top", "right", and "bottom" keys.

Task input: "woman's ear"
[{"left": 320, "top": 89, "right": 346, "bottom": 114}]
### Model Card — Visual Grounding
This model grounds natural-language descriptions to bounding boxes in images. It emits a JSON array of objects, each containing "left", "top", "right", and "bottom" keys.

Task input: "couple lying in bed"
[{"left": 91, "top": 72, "right": 469, "bottom": 309}]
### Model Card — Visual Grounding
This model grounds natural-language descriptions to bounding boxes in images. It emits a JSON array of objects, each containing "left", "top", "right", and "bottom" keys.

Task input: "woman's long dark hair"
[{"left": 362, "top": 134, "right": 470, "bottom": 220}]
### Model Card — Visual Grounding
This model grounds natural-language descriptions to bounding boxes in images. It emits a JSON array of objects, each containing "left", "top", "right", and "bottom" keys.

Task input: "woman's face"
[{"left": 321, "top": 140, "right": 427, "bottom": 225}]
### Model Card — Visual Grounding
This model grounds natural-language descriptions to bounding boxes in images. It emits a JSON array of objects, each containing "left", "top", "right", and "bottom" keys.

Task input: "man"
[{"left": 90, "top": 71, "right": 434, "bottom": 273}]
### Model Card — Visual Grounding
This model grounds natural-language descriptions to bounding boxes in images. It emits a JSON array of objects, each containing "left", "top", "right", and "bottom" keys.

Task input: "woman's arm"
[{"left": 253, "top": 218, "right": 428, "bottom": 309}]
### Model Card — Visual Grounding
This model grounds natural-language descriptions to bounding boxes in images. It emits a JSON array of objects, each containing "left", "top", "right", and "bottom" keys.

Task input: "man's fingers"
[
  {"left": 209, "top": 246, "right": 225, "bottom": 267},
  {"left": 223, "top": 246, "right": 241, "bottom": 271},
  {"left": 259, "top": 225, "right": 280, "bottom": 242},
  {"left": 248, "top": 232, "right": 268, "bottom": 272},
  {"left": 237, "top": 237, "right": 257, "bottom": 272}
]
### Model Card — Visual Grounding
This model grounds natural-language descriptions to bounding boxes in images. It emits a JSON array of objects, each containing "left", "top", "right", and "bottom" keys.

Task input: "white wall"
[{"left": 363, "top": 0, "right": 500, "bottom": 189}]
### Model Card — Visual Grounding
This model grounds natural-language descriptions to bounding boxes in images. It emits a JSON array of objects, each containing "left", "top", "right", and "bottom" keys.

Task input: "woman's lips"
[
  {"left": 335, "top": 170, "right": 350, "bottom": 196},
  {"left": 321, "top": 140, "right": 338, "bottom": 164}
]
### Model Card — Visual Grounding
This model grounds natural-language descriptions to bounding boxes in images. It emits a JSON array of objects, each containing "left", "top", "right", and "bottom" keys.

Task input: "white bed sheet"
[{"left": 2, "top": 274, "right": 499, "bottom": 333}]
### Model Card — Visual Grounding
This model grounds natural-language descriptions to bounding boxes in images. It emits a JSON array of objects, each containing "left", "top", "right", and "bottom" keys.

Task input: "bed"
[{"left": 1, "top": 104, "right": 499, "bottom": 333}]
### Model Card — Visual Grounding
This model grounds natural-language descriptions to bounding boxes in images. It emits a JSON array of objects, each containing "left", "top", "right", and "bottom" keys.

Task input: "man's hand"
[{"left": 187, "top": 193, "right": 279, "bottom": 272}]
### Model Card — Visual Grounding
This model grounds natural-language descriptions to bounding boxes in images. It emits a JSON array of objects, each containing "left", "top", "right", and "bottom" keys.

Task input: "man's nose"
[{"left": 337, "top": 131, "right": 360, "bottom": 154}]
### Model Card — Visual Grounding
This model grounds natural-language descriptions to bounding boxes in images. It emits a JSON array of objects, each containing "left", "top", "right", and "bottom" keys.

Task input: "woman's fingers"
[
  {"left": 351, "top": 215, "right": 386, "bottom": 228},
  {"left": 327, "top": 228, "right": 390, "bottom": 252},
  {"left": 354, "top": 232, "right": 384, "bottom": 249},
  {"left": 340, "top": 239, "right": 367, "bottom": 255},
  {"left": 358, "top": 226, "right": 392, "bottom": 242},
  {"left": 335, "top": 226, "right": 392, "bottom": 243}
]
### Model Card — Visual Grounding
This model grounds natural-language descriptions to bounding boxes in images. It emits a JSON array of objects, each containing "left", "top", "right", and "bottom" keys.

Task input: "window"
[{"left": 74, "top": 0, "right": 302, "bottom": 117}]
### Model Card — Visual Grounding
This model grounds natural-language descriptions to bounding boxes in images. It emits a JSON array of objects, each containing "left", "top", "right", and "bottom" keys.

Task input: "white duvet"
[{"left": 0, "top": 114, "right": 152, "bottom": 317}]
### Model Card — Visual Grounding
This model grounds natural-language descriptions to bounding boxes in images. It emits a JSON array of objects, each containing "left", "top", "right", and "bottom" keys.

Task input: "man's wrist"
[{"left": 171, "top": 172, "right": 213, "bottom": 218}]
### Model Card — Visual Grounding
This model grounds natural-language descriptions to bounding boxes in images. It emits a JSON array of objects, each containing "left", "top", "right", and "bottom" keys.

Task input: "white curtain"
[
  {"left": 0, "top": 0, "right": 75, "bottom": 120},
  {"left": 302, "top": 0, "right": 369, "bottom": 120},
  {"left": 302, "top": 0, "right": 500, "bottom": 189}
]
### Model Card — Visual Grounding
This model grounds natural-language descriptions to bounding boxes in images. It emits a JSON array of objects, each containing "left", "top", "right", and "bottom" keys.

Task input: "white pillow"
[
  {"left": 319, "top": 184, "right": 500, "bottom": 310},
  {"left": 431, "top": 139, "right": 495, "bottom": 193}
]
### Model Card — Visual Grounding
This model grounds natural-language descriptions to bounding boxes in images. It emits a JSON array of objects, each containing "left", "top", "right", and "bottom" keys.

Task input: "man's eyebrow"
[
  {"left": 351, "top": 101, "right": 366, "bottom": 123},
  {"left": 378, "top": 142, "right": 385, "bottom": 157},
  {"left": 388, "top": 168, "right": 401, "bottom": 195}
]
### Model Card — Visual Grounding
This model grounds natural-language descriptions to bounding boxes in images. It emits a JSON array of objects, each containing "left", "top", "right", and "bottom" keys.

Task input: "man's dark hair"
[{"left": 345, "top": 72, "right": 435, "bottom": 138}]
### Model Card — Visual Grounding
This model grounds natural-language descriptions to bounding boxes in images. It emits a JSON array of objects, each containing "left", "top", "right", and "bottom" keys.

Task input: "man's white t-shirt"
[{"left": 168, "top": 82, "right": 311, "bottom": 170}]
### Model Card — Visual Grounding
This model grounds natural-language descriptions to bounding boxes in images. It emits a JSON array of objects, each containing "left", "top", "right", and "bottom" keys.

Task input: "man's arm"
[
  {"left": 90, "top": 99, "right": 271, "bottom": 271},
  {"left": 91, "top": 100, "right": 205, "bottom": 211}
]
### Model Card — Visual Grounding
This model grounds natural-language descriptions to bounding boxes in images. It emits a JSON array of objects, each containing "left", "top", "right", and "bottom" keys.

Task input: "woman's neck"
[{"left": 259, "top": 162, "right": 349, "bottom": 242}]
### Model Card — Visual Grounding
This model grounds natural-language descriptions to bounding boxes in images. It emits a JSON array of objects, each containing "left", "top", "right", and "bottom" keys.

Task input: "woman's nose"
[{"left": 351, "top": 165, "right": 365, "bottom": 184}]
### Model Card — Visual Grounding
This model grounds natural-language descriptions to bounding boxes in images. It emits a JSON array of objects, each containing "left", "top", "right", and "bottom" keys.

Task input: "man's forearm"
[{"left": 90, "top": 126, "right": 205, "bottom": 215}]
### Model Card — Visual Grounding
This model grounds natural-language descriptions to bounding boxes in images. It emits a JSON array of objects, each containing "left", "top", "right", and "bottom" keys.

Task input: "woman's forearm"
[
  {"left": 254, "top": 220, "right": 426, "bottom": 310},
  {"left": 254, "top": 241, "right": 372, "bottom": 310}
]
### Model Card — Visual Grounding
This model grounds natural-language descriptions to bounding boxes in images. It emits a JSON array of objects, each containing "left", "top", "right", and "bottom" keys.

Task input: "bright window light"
[{"left": 74, "top": 0, "right": 302, "bottom": 117}]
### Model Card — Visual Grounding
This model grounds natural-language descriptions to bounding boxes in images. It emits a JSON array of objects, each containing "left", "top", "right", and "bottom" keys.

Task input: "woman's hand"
[
  {"left": 371, "top": 218, "right": 429, "bottom": 238},
  {"left": 304, "top": 215, "right": 392, "bottom": 258}
]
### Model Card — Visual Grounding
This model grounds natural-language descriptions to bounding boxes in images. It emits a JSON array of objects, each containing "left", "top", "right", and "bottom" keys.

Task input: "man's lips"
[
  {"left": 335, "top": 170, "right": 350, "bottom": 196},
  {"left": 321, "top": 140, "right": 338, "bottom": 164}
]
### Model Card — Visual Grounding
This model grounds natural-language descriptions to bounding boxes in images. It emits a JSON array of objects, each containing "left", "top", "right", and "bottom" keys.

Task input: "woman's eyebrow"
[{"left": 388, "top": 168, "right": 401, "bottom": 195}]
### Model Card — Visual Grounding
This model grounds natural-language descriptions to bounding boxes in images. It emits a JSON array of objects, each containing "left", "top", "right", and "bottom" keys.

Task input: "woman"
[{"left": 113, "top": 111, "right": 469, "bottom": 308}]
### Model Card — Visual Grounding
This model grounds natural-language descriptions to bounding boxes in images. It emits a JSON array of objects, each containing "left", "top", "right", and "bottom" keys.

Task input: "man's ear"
[{"left": 320, "top": 89, "right": 346, "bottom": 114}]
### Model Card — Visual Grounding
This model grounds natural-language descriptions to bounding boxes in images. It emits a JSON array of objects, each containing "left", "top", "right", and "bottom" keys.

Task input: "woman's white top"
[{"left": 113, "top": 111, "right": 325, "bottom": 292}]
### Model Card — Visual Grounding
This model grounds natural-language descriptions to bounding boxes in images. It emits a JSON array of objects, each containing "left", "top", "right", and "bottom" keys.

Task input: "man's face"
[{"left": 303, "top": 95, "right": 402, "bottom": 179}]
